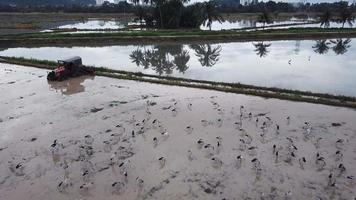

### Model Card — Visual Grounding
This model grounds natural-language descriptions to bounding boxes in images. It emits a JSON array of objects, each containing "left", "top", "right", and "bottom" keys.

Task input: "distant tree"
[
  {"left": 338, "top": 8, "right": 354, "bottom": 28},
  {"left": 312, "top": 40, "right": 331, "bottom": 54},
  {"left": 330, "top": 38, "right": 351, "bottom": 55},
  {"left": 319, "top": 10, "right": 332, "bottom": 28},
  {"left": 202, "top": 0, "right": 224, "bottom": 30},
  {"left": 257, "top": 9, "right": 273, "bottom": 29},
  {"left": 190, "top": 44, "right": 222, "bottom": 67},
  {"left": 253, "top": 42, "right": 271, "bottom": 57}
]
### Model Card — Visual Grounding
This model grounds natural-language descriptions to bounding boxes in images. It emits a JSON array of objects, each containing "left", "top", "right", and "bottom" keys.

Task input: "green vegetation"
[
  {"left": 1, "top": 56, "right": 356, "bottom": 109},
  {"left": 2, "top": 28, "right": 356, "bottom": 46},
  {"left": 129, "top": 0, "right": 223, "bottom": 29}
]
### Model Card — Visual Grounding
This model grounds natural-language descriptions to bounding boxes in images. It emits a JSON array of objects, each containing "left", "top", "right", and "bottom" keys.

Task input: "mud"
[{"left": 0, "top": 63, "right": 356, "bottom": 200}]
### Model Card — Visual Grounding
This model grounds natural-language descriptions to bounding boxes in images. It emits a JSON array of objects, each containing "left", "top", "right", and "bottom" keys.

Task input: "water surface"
[
  {"left": 57, "top": 18, "right": 134, "bottom": 30},
  {"left": 1, "top": 39, "right": 355, "bottom": 96}
]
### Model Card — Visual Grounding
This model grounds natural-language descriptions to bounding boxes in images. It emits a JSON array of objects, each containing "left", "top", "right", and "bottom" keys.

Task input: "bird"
[
  {"left": 136, "top": 177, "right": 144, "bottom": 188},
  {"left": 79, "top": 182, "right": 94, "bottom": 191},
  {"left": 335, "top": 150, "right": 343, "bottom": 162},
  {"left": 111, "top": 181, "right": 125, "bottom": 194},
  {"left": 187, "top": 103, "right": 193, "bottom": 110},
  {"left": 159, "top": 157, "right": 166, "bottom": 168},
  {"left": 239, "top": 139, "right": 246, "bottom": 151},
  {"left": 153, "top": 137, "right": 158, "bottom": 147},
  {"left": 316, "top": 157, "right": 326, "bottom": 170},
  {"left": 84, "top": 135, "right": 94, "bottom": 145},
  {"left": 328, "top": 173, "right": 336, "bottom": 187},
  {"left": 197, "top": 139, "right": 204, "bottom": 149},
  {"left": 335, "top": 139, "right": 344, "bottom": 149},
  {"left": 211, "top": 157, "right": 223, "bottom": 168},
  {"left": 251, "top": 158, "right": 261, "bottom": 170},
  {"left": 131, "top": 130, "right": 135, "bottom": 138},
  {"left": 236, "top": 155, "right": 243, "bottom": 169},
  {"left": 185, "top": 126, "right": 194, "bottom": 134},
  {"left": 338, "top": 163, "right": 346, "bottom": 175},
  {"left": 187, "top": 150, "right": 194, "bottom": 161},
  {"left": 299, "top": 157, "right": 306, "bottom": 170},
  {"left": 216, "top": 136, "right": 222, "bottom": 146},
  {"left": 275, "top": 151, "right": 279, "bottom": 163},
  {"left": 161, "top": 132, "right": 169, "bottom": 140},
  {"left": 288, "top": 59, "right": 292, "bottom": 65},
  {"left": 51, "top": 140, "right": 57, "bottom": 148}
]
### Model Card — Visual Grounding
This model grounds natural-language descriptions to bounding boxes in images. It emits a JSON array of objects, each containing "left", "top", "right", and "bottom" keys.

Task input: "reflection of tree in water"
[
  {"left": 130, "top": 44, "right": 221, "bottom": 75},
  {"left": 253, "top": 42, "right": 271, "bottom": 58},
  {"left": 294, "top": 40, "right": 300, "bottom": 55},
  {"left": 330, "top": 38, "right": 351, "bottom": 55},
  {"left": 312, "top": 40, "right": 331, "bottom": 54},
  {"left": 190, "top": 44, "right": 222, "bottom": 67},
  {"left": 129, "top": 44, "right": 190, "bottom": 75}
]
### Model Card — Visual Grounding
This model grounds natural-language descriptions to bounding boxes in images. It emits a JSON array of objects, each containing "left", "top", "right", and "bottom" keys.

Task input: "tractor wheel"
[{"left": 47, "top": 71, "right": 56, "bottom": 81}]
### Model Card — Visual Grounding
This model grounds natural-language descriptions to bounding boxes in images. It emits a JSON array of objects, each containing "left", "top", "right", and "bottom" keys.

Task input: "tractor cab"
[
  {"left": 47, "top": 56, "right": 94, "bottom": 81},
  {"left": 58, "top": 56, "right": 82, "bottom": 68}
]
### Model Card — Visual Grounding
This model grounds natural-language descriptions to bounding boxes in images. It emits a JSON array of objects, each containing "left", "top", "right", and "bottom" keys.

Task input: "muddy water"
[{"left": 0, "top": 63, "right": 356, "bottom": 200}]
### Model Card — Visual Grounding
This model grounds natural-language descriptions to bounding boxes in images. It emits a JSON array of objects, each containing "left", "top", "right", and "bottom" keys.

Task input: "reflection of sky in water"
[
  {"left": 201, "top": 19, "right": 350, "bottom": 30},
  {"left": 1, "top": 39, "right": 355, "bottom": 96},
  {"left": 58, "top": 19, "right": 127, "bottom": 29},
  {"left": 57, "top": 18, "right": 351, "bottom": 31}
]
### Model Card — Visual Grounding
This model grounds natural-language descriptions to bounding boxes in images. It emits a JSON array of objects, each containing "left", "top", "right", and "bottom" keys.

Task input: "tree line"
[{"left": 1, "top": 0, "right": 356, "bottom": 14}]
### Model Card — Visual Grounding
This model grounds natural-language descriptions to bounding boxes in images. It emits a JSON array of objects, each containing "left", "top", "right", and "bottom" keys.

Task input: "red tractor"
[{"left": 47, "top": 56, "right": 94, "bottom": 81}]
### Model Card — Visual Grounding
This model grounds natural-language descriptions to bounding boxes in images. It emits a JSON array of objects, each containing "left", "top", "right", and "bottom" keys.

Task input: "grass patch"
[{"left": 2, "top": 27, "right": 356, "bottom": 43}]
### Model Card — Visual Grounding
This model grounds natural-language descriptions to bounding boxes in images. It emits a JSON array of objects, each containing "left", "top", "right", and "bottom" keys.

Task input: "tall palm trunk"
[{"left": 158, "top": 5, "right": 163, "bottom": 28}]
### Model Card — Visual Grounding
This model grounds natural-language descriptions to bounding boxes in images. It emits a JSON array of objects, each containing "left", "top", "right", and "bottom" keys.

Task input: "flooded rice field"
[
  {"left": 200, "top": 17, "right": 316, "bottom": 30},
  {"left": 1, "top": 39, "right": 356, "bottom": 97},
  {"left": 0, "top": 63, "right": 356, "bottom": 200},
  {"left": 56, "top": 18, "right": 135, "bottom": 30},
  {"left": 203, "top": 20, "right": 347, "bottom": 31}
]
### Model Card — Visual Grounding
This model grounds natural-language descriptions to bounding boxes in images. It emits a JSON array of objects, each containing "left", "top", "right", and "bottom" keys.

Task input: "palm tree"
[
  {"left": 312, "top": 40, "right": 331, "bottom": 54},
  {"left": 330, "top": 38, "right": 351, "bottom": 55},
  {"left": 319, "top": 10, "right": 332, "bottom": 28},
  {"left": 190, "top": 44, "right": 222, "bottom": 67},
  {"left": 253, "top": 42, "right": 271, "bottom": 58},
  {"left": 257, "top": 9, "right": 273, "bottom": 29},
  {"left": 338, "top": 8, "right": 354, "bottom": 28},
  {"left": 202, "top": 0, "right": 224, "bottom": 31},
  {"left": 139, "top": 0, "right": 166, "bottom": 28}
]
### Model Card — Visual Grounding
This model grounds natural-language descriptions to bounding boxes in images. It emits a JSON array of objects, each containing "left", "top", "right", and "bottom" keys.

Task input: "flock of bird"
[{"left": 5, "top": 96, "right": 356, "bottom": 199}]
